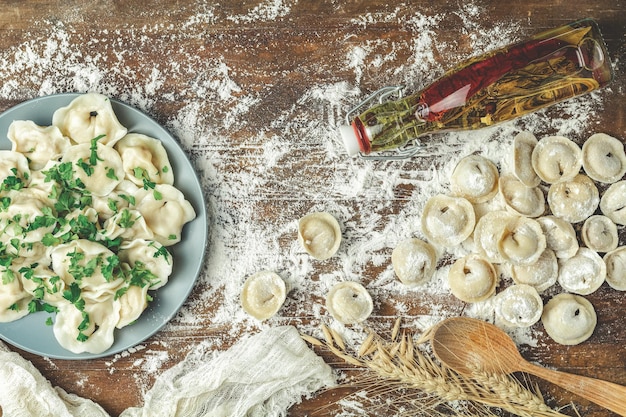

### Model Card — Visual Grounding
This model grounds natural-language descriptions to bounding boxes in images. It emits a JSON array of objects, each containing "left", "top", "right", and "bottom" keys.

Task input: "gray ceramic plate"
[{"left": 0, "top": 93, "right": 207, "bottom": 359}]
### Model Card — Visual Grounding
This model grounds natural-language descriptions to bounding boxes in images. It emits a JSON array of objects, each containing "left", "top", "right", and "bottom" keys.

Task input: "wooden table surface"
[{"left": 0, "top": 1, "right": 625, "bottom": 416}]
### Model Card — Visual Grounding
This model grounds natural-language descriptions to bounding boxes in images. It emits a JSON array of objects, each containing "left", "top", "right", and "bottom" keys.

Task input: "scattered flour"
[{"left": 0, "top": 2, "right": 614, "bottom": 415}]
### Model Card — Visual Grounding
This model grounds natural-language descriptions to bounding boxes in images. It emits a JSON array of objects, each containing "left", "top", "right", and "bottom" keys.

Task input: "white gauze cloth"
[
  {"left": 0, "top": 341, "right": 110, "bottom": 417},
  {"left": 120, "top": 325, "right": 335, "bottom": 417}
]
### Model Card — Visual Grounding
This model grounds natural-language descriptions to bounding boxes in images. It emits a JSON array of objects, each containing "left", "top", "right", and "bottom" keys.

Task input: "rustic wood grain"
[{"left": 0, "top": 1, "right": 625, "bottom": 417}]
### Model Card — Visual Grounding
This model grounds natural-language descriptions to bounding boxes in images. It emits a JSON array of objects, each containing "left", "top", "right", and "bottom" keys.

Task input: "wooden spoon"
[{"left": 430, "top": 316, "right": 626, "bottom": 416}]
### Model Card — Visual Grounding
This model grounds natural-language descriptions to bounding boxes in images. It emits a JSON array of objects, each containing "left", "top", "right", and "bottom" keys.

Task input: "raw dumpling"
[
  {"left": 536, "top": 216, "right": 578, "bottom": 259},
  {"left": 600, "top": 181, "right": 626, "bottom": 225},
  {"left": 581, "top": 133, "right": 626, "bottom": 183},
  {"left": 298, "top": 212, "right": 342, "bottom": 260},
  {"left": 115, "top": 133, "right": 174, "bottom": 187},
  {"left": 496, "top": 284, "right": 543, "bottom": 328},
  {"left": 449, "top": 154, "right": 499, "bottom": 203},
  {"left": 473, "top": 211, "right": 516, "bottom": 263},
  {"left": 541, "top": 293, "right": 596, "bottom": 345},
  {"left": 531, "top": 135, "right": 581, "bottom": 184},
  {"left": 511, "top": 249, "right": 558, "bottom": 292},
  {"left": 325, "top": 281, "right": 373, "bottom": 324},
  {"left": 52, "top": 92, "right": 127, "bottom": 146},
  {"left": 391, "top": 238, "right": 437, "bottom": 286},
  {"left": 557, "top": 247, "right": 605, "bottom": 295},
  {"left": 512, "top": 131, "right": 541, "bottom": 187},
  {"left": 136, "top": 184, "right": 196, "bottom": 246},
  {"left": 421, "top": 195, "right": 475, "bottom": 247},
  {"left": 497, "top": 216, "right": 546, "bottom": 266},
  {"left": 604, "top": 247, "right": 626, "bottom": 291},
  {"left": 581, "top": 215, "right": 618, "bottom": 253},
  {"left": 8, "top": 120, "right": 71, "bottom": 170},
  {"left": 61, "top": 143, "right": 125, "bottom": 196},
  {"left": 448, "top": 254, "right": 497, "bottom": 303},
  {"left": 498, "top": 174, "right": 545, "bottom": 217},
  {"left": 548, "top": 174, "right": 599, "bottom": 223},
  {"left": 240, "top": 270, "right": 287, "bottom": 321}
]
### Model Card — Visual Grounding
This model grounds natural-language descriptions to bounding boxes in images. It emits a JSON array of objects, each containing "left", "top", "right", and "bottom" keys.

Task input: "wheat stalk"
[{"left": 303, "top": 323, "right": 574, "bottom": 417}]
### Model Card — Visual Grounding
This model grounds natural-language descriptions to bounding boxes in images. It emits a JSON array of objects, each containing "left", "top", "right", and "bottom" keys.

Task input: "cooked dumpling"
[
  {"left": 52, "top": 92, "right": 127, "bottom": 146},
  {"left": 581, "top": 133, "right": 626, "bottom": 183},
  {"left": 115, "top": 133, "right": 174, "bottom": 187},
  {"left": 115, "top": 283, "right": 149, "bottom": 329},
  {"left": 421, "top": 195, "right": 475, "bottom": 247},
  {"left": 325, "top": 281, "right": 373, "bottom": 324},
  {"left": 101, "top": 208, "right": 154, "bottom": 241},
  {"left": 497, "top": 216, "right": 546, "bottom": 266},
  {"left": 541, "top": 293, "right": 596, "bottom": 345},
  {"left": 557, "top": 247, "right": 605, "bottom": 295},
  {"left": 512, "top": 131, "right": 541, "bottom": 187},
  {"left": 531, "top": 135, "right": 581, "bottom": 184},
  {"left": 0, "top": 271, "right": 32, "bottom": 323},
  {"left": 498, "top": 174, "right": 545, "bottom": 217},
  {"left": 581, "top": 215, "right": 618, "bottom": 253},
  {"left": 62, "top": 143, "right": 125, "bottom": 196},
  {"left": 548, "top": 174, "right": 599, "bottom": 223},
  {"left": 8, "top": 120, "right": 71, "bottom": 170},
  {"left": 448, "top": 254, "right": 497, "bottom": 303},
  {"left": 240, "top": 271, "right": 287, "bottom": 321},
  {"left": 536, "top": 215, "right": 578, "bottom": 259},
  {"left": 298, "top": 212, "right": 342, "bottom": 260},
  {"left": 511, "top": 249, "right": 558, "bottom": 292},
  {"left": 600, "top": 181, "right": 626, "bottom": 225},
  {"left": 0, "top": 189, "right": 57, "bottom": 244},
  {"left": 135, "top": 184, "right": 196, "bottom": 246},
  {"left": 473, "top": 210, "right": 516, "bottom": 263},
  {"left": 391, "top": 238, "right": 437, "bottom": 286},
  {"left": 118, "top": 239, "right": 172, "bottom": 290},
  {"left": 496, "top": 284, "right": 543, "bottom": 328},
  {"left": 604, "top": 247, "right": 626, "bottom": 291},
  {"left": 449, "top": 154, "right": 499, "bottom": 203},
  {"left": 0, "top": 150, "right": 30, "bottom": 187}
]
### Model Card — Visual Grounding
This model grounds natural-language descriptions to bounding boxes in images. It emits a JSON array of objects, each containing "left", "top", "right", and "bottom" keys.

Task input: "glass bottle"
[{"left": 339, "top": 18, "right": 613, "bottom": 158}]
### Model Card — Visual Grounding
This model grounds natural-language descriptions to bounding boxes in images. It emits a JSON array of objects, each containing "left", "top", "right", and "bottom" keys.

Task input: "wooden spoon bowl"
[{"left": 430, "top": 317, "right": 626, "bottom": 416}]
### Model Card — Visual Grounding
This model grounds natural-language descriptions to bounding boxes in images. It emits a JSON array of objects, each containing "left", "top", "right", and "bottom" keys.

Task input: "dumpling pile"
[
  {"left": 410, "top": 131, "right": 626, "bottom": 345},
  {"left": 0, "top": 93, "right": 196, "bottom": 354}
]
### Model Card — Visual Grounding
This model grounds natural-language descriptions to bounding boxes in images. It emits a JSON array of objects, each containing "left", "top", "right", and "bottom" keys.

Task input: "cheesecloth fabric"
[{"left": 0, "top": 325, "right": 335, "bottom": 417}]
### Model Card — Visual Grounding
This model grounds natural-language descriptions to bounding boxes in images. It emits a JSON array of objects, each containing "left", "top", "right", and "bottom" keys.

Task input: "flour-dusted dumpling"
[
  {"left": 604, "top": 247, "right": 626, "bottom": 291},
  {"left": 511, "top": 249, "right": 558, "bottom": 292},
  {"left": 421, "top": 195, "right": 475, "bottom": 247},
  {"left": 298, "top": 212, "right": 342, "bottom": 260},
  {"left": 241, "top": 271, "right": 287, "bottom": 321},
  {"left": 497, "top": 216, "right": 546, "bottom": 266},
  {"left": 52, "top": 93, "right": 127, "bottom": 146},
  {"left": 449, "top": 154, "right": 499, "bottom": 203},
  {"left": 536, "top": 215, "right": 578, "bottom": 259},
  {"left": 8, "top": 120, "right": 72, "bottom": 170},
  {"left": 101, "top": 208, "right": 154, "bottom": 241},
  {"left": 325, "top": 281, "right": 373, "bottom": 324},
  {"left": 541, "top": 293, "right": 596, "bottom": 345},
  {"left": 115, "top": 133, "right": 174, "bottom": 187},
  {"left": 581, "top": 133, "right": 626, "bottom": 184},
  {"left": 496, "top": 284, "right": 543, "bottom": 328},
  {"left": 135, "top": 184, "right": 196, "bottom": 246},
  {"left": 581, "top": 215, "right": 618, "bottom": 253},
  {"left": 0, "top": 150, "right": 31, "bottom": 187},
  {"left": 532, "top": 135, "right": 582, "bottom": 184},
  {"left": 62, "top": 143, "right": 125, "bottom": 196},
  {"left": 600, "top": 181, "right": 626, "bottom": 225},
  {"left": 0, "top": 272, "right": 32, "bottom": 322},
  {"left": 448, "top": 254, "right": 498, "bottom": 303},
  {"left": 548, "top": 174, "right": 599, "bottom": 223},
  {"left": 115, "top": 283, "right": 150, "bottom": 329},
  {"left": 474, "top": 210, "right": 516, "bottom": 263},
  {"left": 498, "top": 174, "right": 545, "bottom": 217},
  {"left": 118, "top": 239, "right": 172, "bottom": 290},
  {"left": 53, "top": 298, "right": 121, "bottom": 354},
  {"left": 391, "top": 238, "right": 437, "bottom": 286},
  {"left": 512, "top": 131, "right": 541, "bottom": 187},
  {"left": 557, "top": 247, "right": 605, "bottom": 295}
]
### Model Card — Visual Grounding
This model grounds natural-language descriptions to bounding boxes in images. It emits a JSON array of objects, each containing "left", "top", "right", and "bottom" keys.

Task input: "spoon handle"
[{"left": 521, "top": 360, "right": 626, "bottom": 416}]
